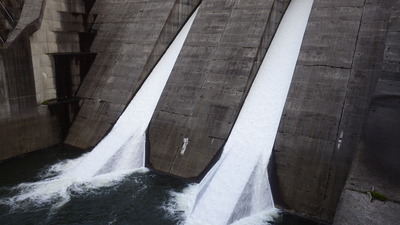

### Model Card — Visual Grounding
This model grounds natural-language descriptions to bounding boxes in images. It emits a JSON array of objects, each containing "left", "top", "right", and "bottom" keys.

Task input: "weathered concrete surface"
[
  {"left": 0, "top": 0, "right": 23, "bottom": 44},
  {"left": 65, "top": 0, "right": 201, "bottom": 150},
  {"left": 332, "top": 94, "right": 400, "bottom": 225},
  {"left": 333, "top": 190, "right": 400, "bottom": 225},
  {"left": 0, "top": 0, "right": 64, "bottom": 161},
  {"left": 333, "top": 2, "right": 400, "bottom": 224},
  {"left": 29, "top": 0, "right": 94, "bottom": 103},
  {"left": 5, "top": 0, "right": 46, "bottom": 44},
  {"left": 0, "top": 0, "right": 98, "bottom": 162},
  {"left": 147, "top": 0, "right": 290, "bottom": 179},
  {"left": 271, "top": 0, "right": 400, "bottom": 222}
]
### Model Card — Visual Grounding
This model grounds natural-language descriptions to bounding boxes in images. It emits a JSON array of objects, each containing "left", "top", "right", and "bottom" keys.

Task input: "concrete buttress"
[
  {"left": 271, "top": 0, "right": 400, "bottom": 222},
  {"left": 147, "top": 0, "right": 290, "bottom": 180},
  {"left": 65, "top": 0, "right": 202, "bottom": 149}
]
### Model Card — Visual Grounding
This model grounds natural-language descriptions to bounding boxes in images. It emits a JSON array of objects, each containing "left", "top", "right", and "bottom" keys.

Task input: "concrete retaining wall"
[
  {"left": 0, "top": 0, "right": 96, "bottom": 161},
  {"left": 333, "top": 1, "right": 400, "bottom": 224},
  {"left": 0, "top": 0, "right": 63, "bottom": 161},
  {"left": 271, "top": 0, "right": 400, "bottom": 222}
]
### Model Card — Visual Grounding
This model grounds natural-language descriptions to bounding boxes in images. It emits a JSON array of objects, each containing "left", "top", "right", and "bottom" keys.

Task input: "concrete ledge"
[{"left": 333, "top": 189, "right": 400, "bottom": 225}]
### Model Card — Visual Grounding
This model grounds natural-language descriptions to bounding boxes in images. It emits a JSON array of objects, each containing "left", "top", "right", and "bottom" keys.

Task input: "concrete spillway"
[
  {"left": 147, "top": 0, "right": 290, "bottom": 180},
  {"left": 65, "top": 8, "right": 198, "bottom": 179},
  {"left": 65, "top": 0, "right": 201, "bottom": 149},
  {"left": 183, "top": 0, "right": 313, "bottom": 224},
  {"left": 0, "top": 8, "right": 199, "bottom": 206}
]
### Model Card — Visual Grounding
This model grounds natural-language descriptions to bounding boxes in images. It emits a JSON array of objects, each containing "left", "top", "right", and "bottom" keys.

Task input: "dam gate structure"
[{"left": 0, "top": 0, "right": 399, "bottom": 223}]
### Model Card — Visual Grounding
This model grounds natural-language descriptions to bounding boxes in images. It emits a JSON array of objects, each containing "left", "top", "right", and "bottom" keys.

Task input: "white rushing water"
[
  {"left": 1, "top": 9, "right": 198, "bottom": 207},
  {"left": 177, "top": 1, "right": 314, "bottom": 224}
]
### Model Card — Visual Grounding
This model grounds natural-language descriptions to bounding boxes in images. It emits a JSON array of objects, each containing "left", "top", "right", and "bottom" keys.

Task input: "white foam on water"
[
  {"left": 169, "top": 1, "right": 314, "bottom": 224},
  {"left": 230, "top": 209, "right": 279, "bottom": 225},
  {"left": 0, "top": 9, "right": 199, "bottom": 209}
]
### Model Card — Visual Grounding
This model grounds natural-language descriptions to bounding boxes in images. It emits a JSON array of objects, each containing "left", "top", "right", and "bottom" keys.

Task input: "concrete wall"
[
  {"left": 271, "top": 0, "right": 400, "bottom": 222},
  {"left": 147, "top": 0, "right": 290, "bottom": 179},
  {"left": 333, "top": 1, "right": 400, "bottom": 224},
  {"left": 65, "top": 0, "right": 202, "bottom": 149},
  {"left": 29, "top": 0, "right": 92, "bottom": 103},
  {"left": 0, "top": 0, "right": 63, "bottom": 161}
]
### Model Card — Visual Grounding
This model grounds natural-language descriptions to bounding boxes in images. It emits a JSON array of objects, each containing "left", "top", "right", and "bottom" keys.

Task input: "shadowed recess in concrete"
[{"left": 0, "top": 0, "right": 64, "bottom": 161}]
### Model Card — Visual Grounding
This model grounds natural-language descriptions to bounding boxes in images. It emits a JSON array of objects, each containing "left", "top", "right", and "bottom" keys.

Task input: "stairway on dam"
[
  {"left": 30, "top": 0, "right": 96, "bottom": 103},
  {"left": 0, "top": 0, "right": 97, "bottom": 159},
  {"left": 30, "top": 0, "right": 97, "bottom": 137},
  {"left": 0, "top": 0, "right": 23, "bottom": 45}
]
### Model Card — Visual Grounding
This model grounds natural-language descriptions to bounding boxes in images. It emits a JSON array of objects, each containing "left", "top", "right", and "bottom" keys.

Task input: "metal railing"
[
  {"left": 0, "top": 34, "right": 5, "bottom": 44},
  {"left": 0, "top": 1, "right": 15, "bottom": 27}
]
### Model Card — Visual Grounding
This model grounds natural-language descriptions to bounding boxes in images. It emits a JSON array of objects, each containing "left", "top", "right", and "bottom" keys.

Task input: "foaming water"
[
  {"left": 0, "top": 150, "right": 188, "bottom": 225},
  {"left": 164, "top": 185, "right": 278, "bottom": 225},
  {"left": 172, "top": 1, "right": 314, "bottom": 224},
  {"left": 0, "top": 9, "right": 198, "bottom": 209},
  {"left": 0, "top": 159, "right": 149, "bottom": 211}
]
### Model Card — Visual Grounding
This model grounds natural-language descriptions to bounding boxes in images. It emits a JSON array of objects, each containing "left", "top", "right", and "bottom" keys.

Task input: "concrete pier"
[
  {"left": 64, "top": 0, "right": 201, "bottom": 149},
  {"left": 271, "top": 0, "right": 400, "bottom": 222},
  {"left": 333, "top": 1, "right": 400, "bottom": 224},
  {"left": 0, "top": 0, "right": 62, "bottom": 160},
  {"left": 147, "top": 0, "right": 290, "bottom": 179}
]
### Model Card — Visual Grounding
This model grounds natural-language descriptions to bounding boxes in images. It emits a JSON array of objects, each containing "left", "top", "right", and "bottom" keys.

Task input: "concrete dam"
[{"left": 0, "top": 0, "right": 399, "bottom": 224}]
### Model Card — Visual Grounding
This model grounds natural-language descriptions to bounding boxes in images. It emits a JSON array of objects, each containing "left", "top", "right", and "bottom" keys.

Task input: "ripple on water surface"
[
  {"left": 0, "top": 146, "right": 320, "bottom": 225},
  {"left": 0, "top": 146, "right": 188, "bottom": 225}
]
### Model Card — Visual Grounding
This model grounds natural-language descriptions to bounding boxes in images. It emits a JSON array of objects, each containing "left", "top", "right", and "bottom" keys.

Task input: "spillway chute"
[
  {"left": 181, "top": 0, "right": 314, "bottom": 224},
  {"left": 0, "top": 8, "right": 200, "bottom": 208}
]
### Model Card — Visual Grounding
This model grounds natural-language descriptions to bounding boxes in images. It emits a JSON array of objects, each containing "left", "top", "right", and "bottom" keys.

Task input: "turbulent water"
[
  {"left": 0, "top": 8, "right": 198, "bottom": 213},
  {"left": 0, "top": 146, "right": 188, "bottom": 225},
  {"left": 0, "top": 147, "right": 319, "bottom": 225},
  {"left": 64, "top": 8, "right": 199, "bottom": 181}
]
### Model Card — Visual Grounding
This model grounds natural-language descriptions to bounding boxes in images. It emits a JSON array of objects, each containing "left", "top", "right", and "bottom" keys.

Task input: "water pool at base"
[{"left": 0, "top": 146, "right": 320, "bottom": 225}]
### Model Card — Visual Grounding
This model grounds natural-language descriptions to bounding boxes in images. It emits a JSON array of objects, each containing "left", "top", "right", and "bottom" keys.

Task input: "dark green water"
[{"left": 0, "top": 146, "right": 320, "bottom": 225}]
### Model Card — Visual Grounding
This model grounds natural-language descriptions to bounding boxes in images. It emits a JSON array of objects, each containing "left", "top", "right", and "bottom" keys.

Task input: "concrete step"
[
  {"left": 46, "top": 0, "right": 86, "bottom": 14},
  {"left": 45, "top": 31, "right": 96, "bottom": 53}
]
